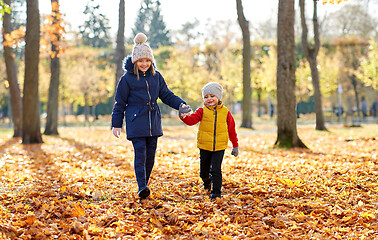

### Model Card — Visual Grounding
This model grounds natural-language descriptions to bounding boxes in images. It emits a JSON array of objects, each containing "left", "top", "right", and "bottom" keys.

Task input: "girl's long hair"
[{"left": 134, "top": 63, "right": 156, "bottom": 80}]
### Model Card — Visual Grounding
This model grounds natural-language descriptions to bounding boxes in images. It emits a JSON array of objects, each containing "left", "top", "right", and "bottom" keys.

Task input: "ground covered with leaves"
[{"left": 0, "top": 123, "right": 377, "bottom": 239}]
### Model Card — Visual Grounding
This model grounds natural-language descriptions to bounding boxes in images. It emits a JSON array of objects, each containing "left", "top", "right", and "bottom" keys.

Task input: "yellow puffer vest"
[{"left": 197, "top": 103, "right": 229, "bottom": 151}]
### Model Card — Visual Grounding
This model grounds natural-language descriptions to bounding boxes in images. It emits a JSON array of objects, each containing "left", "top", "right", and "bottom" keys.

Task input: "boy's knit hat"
[
  {"left": 132, "top": 33, "right": 154, "bottom": 63},
  {"left": 202, "top": 82, "right": 223, "bottom": 100}
]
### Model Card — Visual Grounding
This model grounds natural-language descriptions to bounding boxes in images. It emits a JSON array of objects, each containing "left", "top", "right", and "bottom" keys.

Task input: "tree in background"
[
  {"left": 216, "top": 44, "right": 243, "bottom": 108},
  {"left": 4, "top": 0, "right": 26, "bottom": 59},
  {"left": 0, "top": 0, "right": 10, "bottom": 19},
  {"left": 275, "top": 0, "right": 306, "bottom": 148},
  {"left": 2, "top": 0, "right": 22, "bottom": 137},
  {"left": 44, "top": 0, "right": 65, "bottom": 135},
  {"left": 60, "top": 47, "right": 113, "bottom": 124},
  {"left": 296, "top": 46, "right": 341, "bottom": 118},
  {"left": 317, "top": 48, "right": 340, "bottom": 100},
  {"left": 132, "top": 0, "right": 152, "bottom": 35},
  {"left": 112, "top": 0, "right": 125, "bottom": 117},
  {"left": 252, "top": 44, "right": 277, "bottom": 117},
  {"left": 149, "top": 0, "right": 170, "bottom": 48},
  {"left": 132, "top": 0, "right": 171, "bottom": 48},
  {"left": 115, "top": 0, "right": 125, "bottom": 92},
  {"left": 296, "top": 59, "right": 312, "bottom": 102},
  {"left": 162, "top": 46, "right": 208, "bottom": 108},
  {"left": 79, "top": 0, "right": 111, "bottom": 48},
  {"left": 176, "top": 19, "right": 201, "bottom": 49},
  {"left": 23, "top": 0, "right": 42, "bottom": 144},
  {"left": 236, "top": 0, "right": 252, "bottom": 129},
  {"left": 356, "top": 38, "right": 377, "bottom": 90},
  {"left": 324, "top": 2, "right": 376, "bottom": 39},
  {"left": 299, "top": 0, "right": 327, "bottom": 131},
  {"left": 336, "top": 38, "right": 370, "bottom": 119}
]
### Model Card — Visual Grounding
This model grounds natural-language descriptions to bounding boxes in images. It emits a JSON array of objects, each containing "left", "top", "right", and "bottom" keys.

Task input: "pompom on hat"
[
  {"left": 202, "top": 82, "right": 223, "bottom": 100},
  {"left": 131, "top": 33, "right": 154, "bottom": 63}
]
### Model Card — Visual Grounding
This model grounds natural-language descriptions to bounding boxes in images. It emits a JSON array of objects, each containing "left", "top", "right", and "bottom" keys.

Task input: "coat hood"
[
  {"left": 123, "top": 55, "right": 157, "bottom": 74},
  {"left": 123, "top": 56, "right": 134, "bottom": 73}
]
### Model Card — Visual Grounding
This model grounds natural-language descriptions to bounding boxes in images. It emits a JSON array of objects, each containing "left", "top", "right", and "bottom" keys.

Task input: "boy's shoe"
[
  {"left": 138, "top": 187, "right": 150, "bottom": 199},
  {"left": 210, "top": 193, "right": 221, "bottom": 200},
  {"left": 204, "top": 180, "right": 212, "bottom": 192}
]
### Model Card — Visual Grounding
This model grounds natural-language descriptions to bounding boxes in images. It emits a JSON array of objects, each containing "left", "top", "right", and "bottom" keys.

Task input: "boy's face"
[
  {"left": 136, "top": 58, "right": 152, "bottom": 73},
  {"left": 204, "top": 94, "right": 219, "bottom": 107}
]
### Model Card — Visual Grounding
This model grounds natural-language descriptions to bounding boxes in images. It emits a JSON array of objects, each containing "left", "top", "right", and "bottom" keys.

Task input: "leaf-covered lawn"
[{"left": 0, "top": 124, "right": 377, "bottom": 239}]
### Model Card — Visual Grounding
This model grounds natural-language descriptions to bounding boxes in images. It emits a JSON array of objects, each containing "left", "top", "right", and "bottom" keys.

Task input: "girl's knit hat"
[
  {"left": 202, "top": 82, "right": 223, "bottom": 100},
  {"left": 131, "top": 33, "right": 154, "bottom": 63}
]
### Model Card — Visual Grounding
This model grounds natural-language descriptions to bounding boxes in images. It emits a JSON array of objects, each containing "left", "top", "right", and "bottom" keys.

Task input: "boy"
[{"left": 180, "top": 82, "right": 239, "bottom": 199}]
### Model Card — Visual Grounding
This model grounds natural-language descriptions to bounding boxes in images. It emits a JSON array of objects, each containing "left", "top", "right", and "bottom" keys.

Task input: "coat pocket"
[
  {"left": 131, "top": 112, "right": 138, "bottom": 121},
  {"left": 126, "top": 107, "right": 140, "bottom": 122}
]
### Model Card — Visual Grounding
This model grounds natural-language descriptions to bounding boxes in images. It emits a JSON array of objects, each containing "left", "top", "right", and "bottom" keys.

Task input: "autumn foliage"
[
  {"left": 321, "top": 0, "right": 348, "bottom": 4},
  {"left": 0, "top": 124, "right": 377, "bottom": 239}
]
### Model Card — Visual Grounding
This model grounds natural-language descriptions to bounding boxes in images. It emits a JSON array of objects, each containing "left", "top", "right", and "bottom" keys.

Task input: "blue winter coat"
[{"left": 111, "top": 56, "right": 185, "bottom": 140}]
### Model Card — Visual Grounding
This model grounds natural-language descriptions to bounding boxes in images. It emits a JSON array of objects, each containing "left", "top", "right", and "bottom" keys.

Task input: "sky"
[
  {"left": 38, "top": 0, "right": 374, "bottom": 39},
  {"left": 38, "top": 0, "right": 277, "bottom": 37}
]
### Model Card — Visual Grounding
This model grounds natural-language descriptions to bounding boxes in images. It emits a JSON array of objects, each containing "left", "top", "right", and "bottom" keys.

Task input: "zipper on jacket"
[
  {"left": 213, "top": 107, "right": 217, "bottom": 151},
  {"left": 144, "top": 73, "right": 152, "bottom": 136}
]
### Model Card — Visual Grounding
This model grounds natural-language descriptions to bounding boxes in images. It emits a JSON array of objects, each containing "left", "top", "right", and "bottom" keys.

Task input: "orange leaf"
[
  {"left": 25, "top": 215, "right": 37, "bottom": 225},
  {"left": 72, "top": 203, "right": 85, "bottom": 217}
]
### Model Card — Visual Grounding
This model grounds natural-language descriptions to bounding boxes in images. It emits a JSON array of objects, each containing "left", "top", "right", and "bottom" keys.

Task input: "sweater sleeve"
[
  {"left": 180, "top": 108, "right": 203, "bottom": 126},
  {"left": 227, "top": 111, "right": 238, "bottom": 148}
]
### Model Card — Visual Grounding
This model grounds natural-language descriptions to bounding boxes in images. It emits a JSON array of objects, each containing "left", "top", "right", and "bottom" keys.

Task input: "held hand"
[
  {"left": 112, "top": 127, "right": 121, "bottom": 138},
  {"left": 179, "top": 103, "right": 192, "bottom": 118},
  {"left": 231, "top": 147, "right": 239, "bottom": 157}
]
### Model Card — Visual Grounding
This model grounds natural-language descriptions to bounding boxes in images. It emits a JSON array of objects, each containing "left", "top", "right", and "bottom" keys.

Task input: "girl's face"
[
  {"left": 204, "top": 94, "right": 219, "bottom": 107},
  {"left": 136, "top": 58, "right": 152, "bottom": 73}
]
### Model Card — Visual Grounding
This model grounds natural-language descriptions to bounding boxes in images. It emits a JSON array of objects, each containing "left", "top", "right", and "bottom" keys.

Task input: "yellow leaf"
[
  {"left": 220, "top": 236, "right": 233, "bottom": 240},
  {"left": 342, "top": 216, "right": 352, "bottom": 222},
  {"left": 250, "top": 186, "right": 268, "bottom": 194},
  {"left": 361, "top": 211, "right": 375, "bottom": 220},
  {"left": 276, "top": 178, "right": 295, "bottom": 187},
  {"left": 164, "top": 226, "right": 173, "bottom": 234}
]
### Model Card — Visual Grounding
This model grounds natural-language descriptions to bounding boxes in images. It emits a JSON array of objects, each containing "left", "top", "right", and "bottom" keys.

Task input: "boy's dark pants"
[
  {"left": 131, "top": 137, "right": 158, "bottom": 191},
  {"left": 199, "top": 149, "right": 225, "bottom": 195}
]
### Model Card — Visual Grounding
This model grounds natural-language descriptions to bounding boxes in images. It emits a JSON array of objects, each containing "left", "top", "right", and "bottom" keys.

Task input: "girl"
[{"left": 112, "top": 33, "right": 191, "bottom": 199}]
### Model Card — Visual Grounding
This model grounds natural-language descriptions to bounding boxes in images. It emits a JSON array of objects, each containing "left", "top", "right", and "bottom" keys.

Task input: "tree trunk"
[
  {"left": 351, "top": 74, "right": 360, "bottom": 120},
  {"left": 92, "top": 104, "right": 97, "bottom": 121},
  {"left": 62, "top": 101, "right": 67, "bottom": 126},
  {"left": 275, "top": 0, "right": 307, "bottom": 148},
  {"left": 44, "top": 0, "right": 60, "bottom": 135},
  {"left": 23, "top": 0, "right": 43, "bottom": 144},
  {"left": 114, "top": 0, "right": 125, "bottom": 100},
  {"left": 299, "top": 0, "right": 327, "bottom": 131},
  {"left": 2, "top": 0, "right": 22, "bottom": 137},
  {"left": 236, "top": 0, "right": 252, "bottom": 129},
  {"left": 84, "top": 93, "right": 89, "bottom": 124},
  {"left": 257, "top": 88, "right": 262, "bottom": 117}
]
